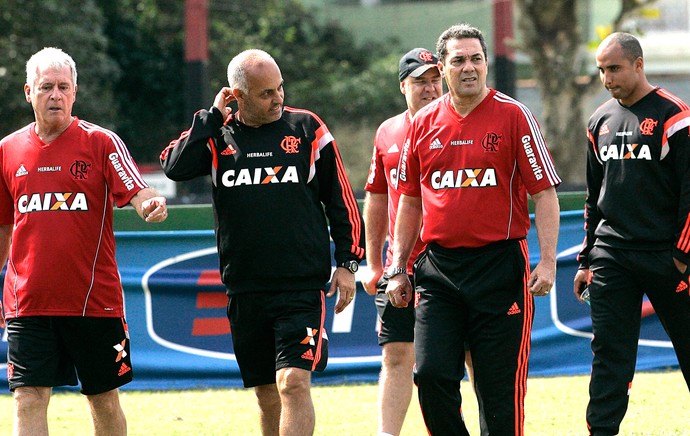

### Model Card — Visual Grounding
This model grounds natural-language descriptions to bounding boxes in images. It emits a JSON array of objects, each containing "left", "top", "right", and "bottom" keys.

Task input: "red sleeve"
[
  {"left": 395, "top": 123, "right": 422, "bottom": 197},
  {"left": 364, "top": 126, "right": 388, "bottom": 194},
  {"left": 0, "top": 144, "right": 13, "bottom": 224},
  {"left": 99, "top": 130, "right": 148, "bottom": 208},
  {"left": 514, "top": 107, "right": 561, "bottom": 193}
]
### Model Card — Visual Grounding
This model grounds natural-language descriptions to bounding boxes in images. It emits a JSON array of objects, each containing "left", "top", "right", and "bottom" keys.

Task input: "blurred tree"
[
  {"left": 207, "top": 0, "right": 400, "bottom": 128},
  {"left": 96, "top": 0, "right": 186, "bottom": 163},
  {"left": 0, "top": 0, "right": 406, "bottom": 185},
  {"left": 0, "top": 0, "right": 118, "bottom": 137},
  {"left": 515, "top": 0, "right": 659, "bottom": 185}
]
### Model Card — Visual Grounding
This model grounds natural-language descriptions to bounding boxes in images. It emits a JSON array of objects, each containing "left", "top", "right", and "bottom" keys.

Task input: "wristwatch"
[
  {"left": 383, "top": 266, "right": 407, "bottom": 280},
  {"left": 338, "top": 260, "right": 359, "bottom": 274}
]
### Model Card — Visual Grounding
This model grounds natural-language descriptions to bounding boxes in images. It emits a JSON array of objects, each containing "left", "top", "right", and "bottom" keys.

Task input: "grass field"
[{"left": 0, "top": 370, "right": 686, "bottom": 435}]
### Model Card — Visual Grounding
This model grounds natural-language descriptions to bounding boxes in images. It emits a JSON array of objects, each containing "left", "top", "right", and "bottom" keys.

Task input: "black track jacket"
[
  {"left": 161, "top": 106, "right": 365, "bottom": 294},
  {"left": 578, "top": 88, "right": 690, "bottom": 268}
]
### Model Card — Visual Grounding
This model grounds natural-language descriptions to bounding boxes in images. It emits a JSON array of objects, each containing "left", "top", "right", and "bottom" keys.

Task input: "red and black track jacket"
[
  {"left": 578, "top": 88, "right": 690, "bottom": 268},
  {"left": 161, "top": 106, "right": 364, "bottom": 295}
]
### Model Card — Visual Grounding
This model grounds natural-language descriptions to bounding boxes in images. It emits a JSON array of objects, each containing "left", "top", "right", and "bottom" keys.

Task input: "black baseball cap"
[{"left": 399, "top": 48, "right": 439, "bottom": 82}]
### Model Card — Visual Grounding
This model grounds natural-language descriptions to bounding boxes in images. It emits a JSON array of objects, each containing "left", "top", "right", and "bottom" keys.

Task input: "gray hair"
[
  {"left": 227, "top": 49, "right": 275, "bottom": 93},
  {"left": 436, "top": 23, "right": 488, "bottom": 63},
  {"left": 26, "top": 47, "right": 78, "bottom": 89}
]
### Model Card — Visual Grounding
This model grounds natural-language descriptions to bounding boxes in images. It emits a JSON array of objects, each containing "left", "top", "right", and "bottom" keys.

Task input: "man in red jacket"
[
  {"left": 386, "top": 24, "right": 561, "bottom": 435},
  {"left": 0, "top": 47, "right": 167, "bottom": 436}
]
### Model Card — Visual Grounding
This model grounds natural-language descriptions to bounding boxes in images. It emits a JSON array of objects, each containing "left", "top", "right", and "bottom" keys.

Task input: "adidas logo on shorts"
[
  {"left": 301, "top": 349, "right": 314, "bottom": 361},
  {"left": 118, "top": 362, "right": 132, "bottom": 376}
]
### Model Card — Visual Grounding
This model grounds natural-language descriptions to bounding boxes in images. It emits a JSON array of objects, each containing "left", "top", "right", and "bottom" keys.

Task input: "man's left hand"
[
  {"left": 142, "top": 197, "right": 168, "bottom": 222},
  {"left": 328, "top": 267, "right": 356, "bottom": 314},
  {"left": 528, "top": 260, "right": 555, "bottom": 297},
  {"left": 674, "top": 257, "right": 687, "bottom": 274}
]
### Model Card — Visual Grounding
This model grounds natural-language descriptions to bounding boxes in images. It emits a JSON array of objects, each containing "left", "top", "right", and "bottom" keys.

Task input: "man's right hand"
[
  {"left": 361, "top": 265, "right": 382, "bottom": 296},
  {"left": 385, "top": 274, "right": 413, "bottom": 308},
  {"left": 213, "top": 87, "right": 237, "bottom": 120},
  {"left": 573, "top": 268, "right": 591, "bottom": 303}
]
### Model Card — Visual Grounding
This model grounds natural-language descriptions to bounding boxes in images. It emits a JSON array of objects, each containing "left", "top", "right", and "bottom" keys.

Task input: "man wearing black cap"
[{"left": 362, "top": 48, "right": 442, "bottom": 436}]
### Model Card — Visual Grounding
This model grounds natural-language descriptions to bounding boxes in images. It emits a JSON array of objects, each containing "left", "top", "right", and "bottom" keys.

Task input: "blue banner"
[{"left": 0, "top": 211, "right": 681, "bottom": 390}]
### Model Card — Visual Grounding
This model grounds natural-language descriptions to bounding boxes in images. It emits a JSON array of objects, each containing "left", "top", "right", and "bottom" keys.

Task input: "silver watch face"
[
  {"left": 385, "top": 267, "right": 406, "bottom": 279},
  {"left": 342, "top": 261, "right": 358, "bottom": 273}
]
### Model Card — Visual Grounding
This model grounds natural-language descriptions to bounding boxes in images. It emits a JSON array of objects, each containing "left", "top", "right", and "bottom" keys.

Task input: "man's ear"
[
  {"left": 232, "top": 87, "right": 243, "bottom": 100},
  {"left": 635, "top": 57, "right": 644, "bottom": 73},
  {"left": 24, "top": 84, "right": 31, "bottom": 103}
]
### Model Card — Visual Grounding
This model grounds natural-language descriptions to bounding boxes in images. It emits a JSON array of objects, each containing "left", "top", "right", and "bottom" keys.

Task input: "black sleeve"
[
  {"left": 316, "top": 137, "right": 365, "bottom": 265},
  {"left": 672, "top": 122, "right": 690, "bottom": 264},
  {"left": 578, "top": 128, "right": 604, "bottom": 269},
  {"left": 160, "top": 107, "right": 224, "bottom": 181}
]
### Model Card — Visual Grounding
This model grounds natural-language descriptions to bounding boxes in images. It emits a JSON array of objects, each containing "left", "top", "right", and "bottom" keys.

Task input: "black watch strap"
[{"left": 338, "top": 260, "right": 359, "bottom": 274}]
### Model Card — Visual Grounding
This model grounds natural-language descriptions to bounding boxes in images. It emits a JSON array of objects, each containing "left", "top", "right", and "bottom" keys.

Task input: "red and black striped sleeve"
[
  {"left": 306, "top": 113, "right": 365, "bottom": 265},
  {"left": 661, "top": 90, "right": 690, "bottom": 263},
  {"left": 160, "top": 107, "right": 223, "bottom": 181}
]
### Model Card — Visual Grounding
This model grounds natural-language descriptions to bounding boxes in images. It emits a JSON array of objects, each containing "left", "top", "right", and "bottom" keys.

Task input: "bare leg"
[
  {"left": 378, "top": 342, "right": 415, "bottom": 436},
  {"left": 86, "top": 389, "right": 127, "bottom": 436},
  {"left": 13, "top": 386, "right": 51, "bottom": 436},
  {"left": 276, "top": 367, "right": 314, "bottom": 436},
  {"left": 465, "top": 350, "right": 474, "bottom": 387},
  {"left": 255, "top": 384, "right": 281, "bottom": 436}
]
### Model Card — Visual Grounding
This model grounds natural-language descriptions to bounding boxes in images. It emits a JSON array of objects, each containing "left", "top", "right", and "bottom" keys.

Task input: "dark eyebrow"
[
  {"left": 598, "top": 63, "right": 620, "bottom": 70},
  {"left": 451, "top": 52, "right": 483, "bottom": 60}
]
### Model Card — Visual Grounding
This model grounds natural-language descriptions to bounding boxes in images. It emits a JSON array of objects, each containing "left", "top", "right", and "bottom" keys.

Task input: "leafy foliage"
[
  {"left": 0, "top": 0, "right": 401, "bottom": 165},
  {"left": 96, "top": 0, "right": 186, "bottom": 163},
  {"left": 207, "top": 0, "right": 399, "bottom": 126},
  {"left": 0, "top": 0, "right": 118, "bottom": 137},
  {"left": 514, "top": 0, "right": 660, "bottom": 185}
]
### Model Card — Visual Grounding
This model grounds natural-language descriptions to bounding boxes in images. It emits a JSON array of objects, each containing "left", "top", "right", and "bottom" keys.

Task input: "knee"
[
  {"left": 276, "top": 368, "right": 310, "bottom": 397},
  {"left": 382, "top": 343, "right": 414, "bottom": 370},
  {"left": 255, "top": 384, "right": 281, "bottom": 408},
  {"left": 413, "top": 368, "right": 436, "bottom": 387},
  {"left": 14, "top": 387, "right": 50, "bottom": 414},
  {"left": 414, "top": 361, "right": 455, "bottom": 389},
  {"left": 86, "top": 390, "right": 123, "bottom": 417}
]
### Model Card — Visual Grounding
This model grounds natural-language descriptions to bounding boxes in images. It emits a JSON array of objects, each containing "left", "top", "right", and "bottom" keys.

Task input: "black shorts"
[
  {"left": 6, "top": 316, "right": 133, "bottom": 395},
  {"left": 375, "top": 276, "right": 415, "bottom": 345},
  {"left": 227, "top": 290, "right": 328, "bottom": 388}
]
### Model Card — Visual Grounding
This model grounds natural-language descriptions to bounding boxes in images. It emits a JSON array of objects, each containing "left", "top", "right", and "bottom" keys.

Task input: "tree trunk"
[
  {"left": 513, "top": 0, "right": 659, "bottom": 187},
  {"left": 539, "top": 80, "right": 592, "bottom": 186}
]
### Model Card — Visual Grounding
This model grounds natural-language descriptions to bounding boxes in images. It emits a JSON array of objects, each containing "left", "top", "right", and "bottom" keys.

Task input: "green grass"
[{"left": 0, "top": 370, "right": 686, "bottom": 435}]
